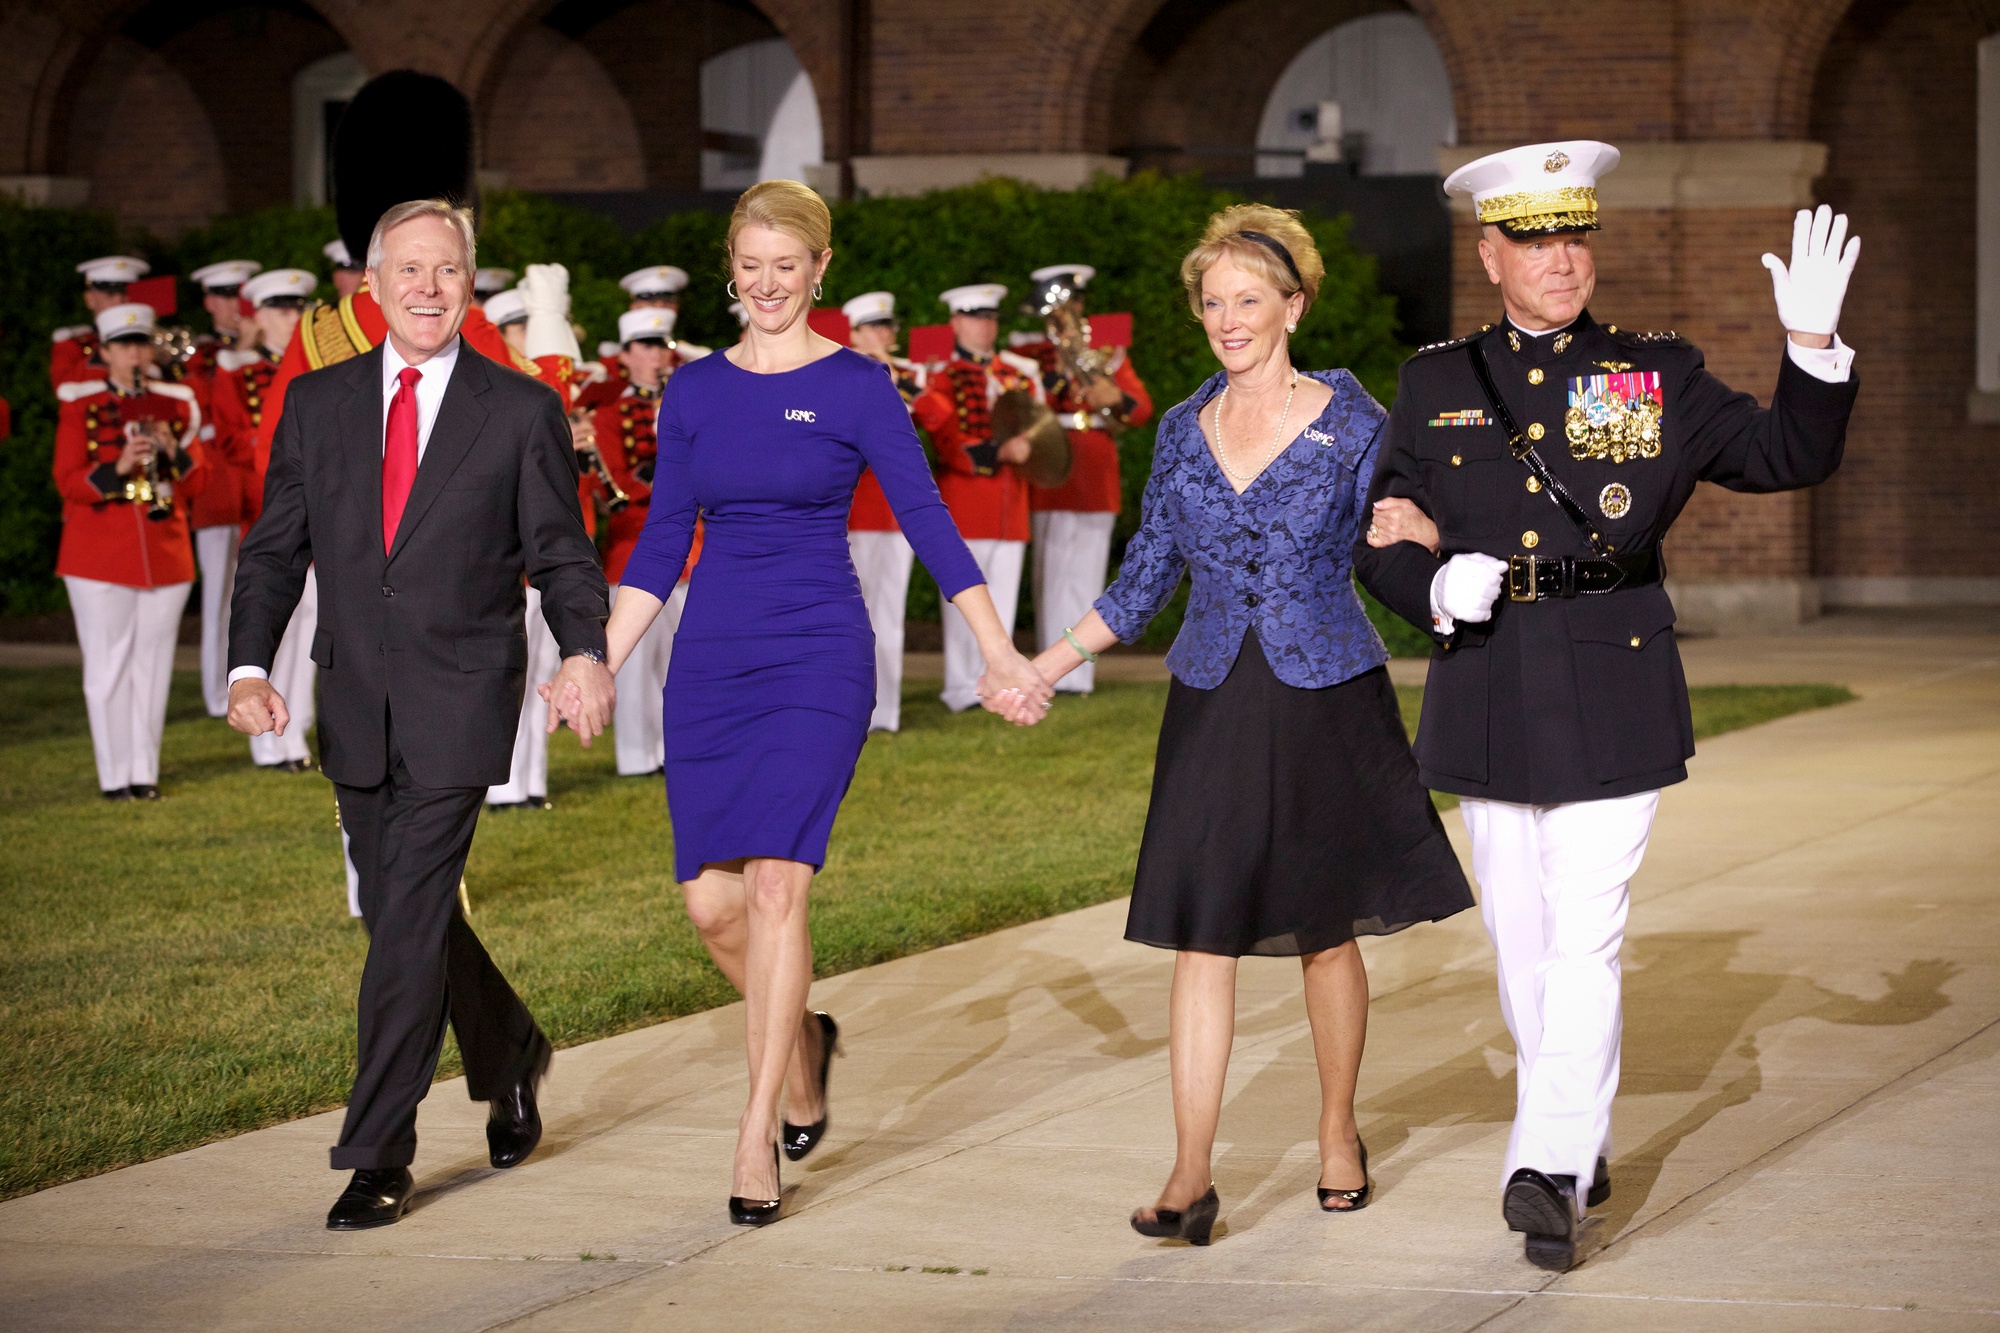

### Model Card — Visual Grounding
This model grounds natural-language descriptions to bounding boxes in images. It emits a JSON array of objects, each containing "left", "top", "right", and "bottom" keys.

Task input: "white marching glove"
[
  {"left": 518, "top": 263, "right": 582, "bottom": 363},
  {"left": 1430, "top": 553, "right": 1509, "bottom": 633},
  {"left": 1762, "top": 205, "right": 1859, "bottom": 338}
]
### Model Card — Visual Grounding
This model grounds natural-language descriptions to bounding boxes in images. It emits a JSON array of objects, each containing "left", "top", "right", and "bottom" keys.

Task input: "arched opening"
[
  {"left": 292, "top": 51, "right": 367, "bottom": 207},
  {"left": 700, "top": 37, "right": 822, "bottom": 191},
  {"left": 1252, "top": 12, "right": 1454, "bottom": 178}
]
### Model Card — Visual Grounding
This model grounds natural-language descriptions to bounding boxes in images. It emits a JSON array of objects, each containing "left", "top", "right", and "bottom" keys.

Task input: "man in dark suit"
[{"left": 227, "top": 197, "right": 614, "bottom": 1230}]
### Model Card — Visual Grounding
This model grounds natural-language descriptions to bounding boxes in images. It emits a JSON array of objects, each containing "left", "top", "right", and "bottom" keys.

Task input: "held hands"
[
  {"left": 1367, "top": 497, "right": 1440, "bottom": 554},
  {"left": 226, "top": 677, "right": 289, "bottom": 737},
  {"left": 1433, "top": 553, "right": 1509, "bottom": 626},
  {"left": 538, "top": 653, "right": 616, "bottom": 747},
  {"left": 1762, "top": 205, "right": 1859, "bottom": 342},
  {"left": 976, "top": 647, "right": 1055, "bottom": 726}
]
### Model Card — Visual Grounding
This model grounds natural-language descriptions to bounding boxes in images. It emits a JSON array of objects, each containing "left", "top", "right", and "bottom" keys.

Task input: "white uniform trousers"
[
  {"left": 64, "top": 575, "right": 192, "bottom": 792},
  {"left": 610, "top": 581, "right": 686, "bottom": 775},
  {"left": 248, "top": 569, "right": 318, "bottom": 766},
  {"left": 940, "top": 537, "right": 1023, "bottom": 713},
  {"left": 194, "top": 524, "right": 238, "bottom": 717},
  {"left": 1030, "top": 510, "right": 1115, "bottom": 694},
  {"left": 487, "top": 585, "right": 562, "bottom": 804},
  {"left": 1461, "top": 790, "right": 1660, "bottom": 1205},
  {"left": 848, "top": 529, "right": 914, "bottom": 731}
]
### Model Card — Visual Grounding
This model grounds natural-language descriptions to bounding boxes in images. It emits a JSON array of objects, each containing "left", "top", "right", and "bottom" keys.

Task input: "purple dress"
[{"left": 621, "top": 347, "right": 985, "bottom": 881}]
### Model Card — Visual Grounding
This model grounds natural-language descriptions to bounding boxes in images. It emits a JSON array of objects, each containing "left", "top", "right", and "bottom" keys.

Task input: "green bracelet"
[{"left": 1062, "top": 627, "right": 1099, "bottom": 663}]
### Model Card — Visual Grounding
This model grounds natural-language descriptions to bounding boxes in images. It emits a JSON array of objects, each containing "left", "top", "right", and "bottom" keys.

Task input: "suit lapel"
[
  {"left": 343, "top": 348, "right": 387, "bottom": 562},
  {"left": 388, "top": 344, "right": 492, "bottom": 563}
]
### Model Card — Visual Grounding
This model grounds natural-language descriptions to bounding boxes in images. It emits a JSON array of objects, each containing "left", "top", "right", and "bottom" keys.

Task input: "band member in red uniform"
[
  {"left": 52, "top": 256, "right": 149, "bottom": 392},
  {"left": 182, "top": 260, "right": 263, "bottom": 715},
  {"left": 324, "top": 239, "right": 364, "bottom": 299},
  {"left": 53, "top": 302, "right": 208, "bottom": 799},
  {"left": 843, "top": 290, "right": 926, "bottom": 731},
  {"left": 216, "top": 268, "right": 319, "bottom": 769},
  {"left": 595, "top": 307, "right": 702, "bottom": 774},
  {"left": 1019, "top": 265, "right": 1152, "bottom": 694},
  {"left": 474, "top": 267, "right": 515, "bottom": 303},
  {"left": 910, "top": 283, "right": 1042, "bottom": 712}
]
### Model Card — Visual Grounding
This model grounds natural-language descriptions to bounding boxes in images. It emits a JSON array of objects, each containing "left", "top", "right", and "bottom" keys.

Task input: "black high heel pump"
[
  {"left": 1317, "top": 1139, "right": 1371, "bottom": 1213},
  {"left": 1130, "top": 1186, "right": 1220, "bottom": 1246},
  {"left": 781, "top": 1012, "right": 840, "bottom": 1163},
  {"left": 728, "top": 1144, "right": 782, "bottom": 1226}
]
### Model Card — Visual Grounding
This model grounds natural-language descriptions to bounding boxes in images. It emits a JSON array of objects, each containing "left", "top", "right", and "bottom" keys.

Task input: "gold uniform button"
[
  {"left": 1629, "top": 635, "right": 1643, "bottom": 648},
  {"left": 1451, "top": 454, "right": 1463, "bottom": 467},
  {"left": 1522, "top": 530, "right": 1540, "bottom": 549},
  {"left": 1526, "top": 477, "right": 1542, "bottom": 493},
  {"left": 1527, "top": 422, "right": 1545, "bottom": 441},
  {"left": 1528, "top": 368, "right": 1544, "bottom": 385}
]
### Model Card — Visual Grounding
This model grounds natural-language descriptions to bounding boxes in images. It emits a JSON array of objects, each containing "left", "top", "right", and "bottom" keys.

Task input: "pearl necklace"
[{"left": 1214, "top": 373, "right": 1299, "bottom": 482}]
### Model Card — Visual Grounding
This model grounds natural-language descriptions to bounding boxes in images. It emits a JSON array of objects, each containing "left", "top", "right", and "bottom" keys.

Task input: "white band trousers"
[
  {"left": 64, "top": 575, "right": 192, "bottom": 792},
  {"left": 248, "top": 568, "right": 319, "bottom": 766},
  {"left": 1030, "top": 510, "right": 1114, "bottom": 694},
  {"left": 610, "top": 581, "right": 685, "bottom": 776},
  {"left": 940, "top": 537, "right": 1022, "bottom": 713},
  {"left": 487, "top": 585, "right": 562, "bottom": 804},
  {"left": 1460, "top": 790, "right": 1659, "bottom": 1205},
  {"left": 848, "top": 529, "right": 914, "bottom": 731},
  {"left": 194, "top": 524, "right": 238, "bottom": 717}
]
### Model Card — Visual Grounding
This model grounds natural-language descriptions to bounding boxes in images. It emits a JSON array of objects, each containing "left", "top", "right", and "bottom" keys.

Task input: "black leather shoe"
[
  {"left": 781, "top": 1012, "right": 840, "bottom": 1162},
  {"left": 326, "top": 1167, "right": 414, "bottom": 1230},
  {"left": 101, "top": 787, "right": 134, "bottom": 802},
  {"left": 1504, "top": 1168, "right": 1580, "bottom": 1271},
  {"left": 487, "top": 1034, "right": 552, "bottom": 1169},
  {"left": 1587, "top": 1156, "right": 1610, "bottom": 1208},
  {"left": 127, "top": 784, "right": 160, "bottom": 800},
  {"left": 1130, "top": 1185, "right": 1220, "bottom": 1246},
  {"left": 729, "top": 1144, "right": 783, "bottom": 1226}
]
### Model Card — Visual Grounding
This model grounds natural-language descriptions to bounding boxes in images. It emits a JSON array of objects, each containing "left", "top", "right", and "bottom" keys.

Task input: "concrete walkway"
[{"left": 4, "top": 632, "right": 1997, "bottom": 1331}]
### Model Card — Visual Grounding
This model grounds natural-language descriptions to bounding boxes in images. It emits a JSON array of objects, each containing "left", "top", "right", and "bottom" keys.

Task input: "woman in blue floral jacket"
[{"left": 1032, "top": 205, "right": 1473, "bottom": 1245}]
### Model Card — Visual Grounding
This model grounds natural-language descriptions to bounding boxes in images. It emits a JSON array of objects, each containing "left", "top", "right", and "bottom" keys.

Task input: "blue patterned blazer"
[{"left": 1094, "top": 368, "right": 1389, "bottom": 689}]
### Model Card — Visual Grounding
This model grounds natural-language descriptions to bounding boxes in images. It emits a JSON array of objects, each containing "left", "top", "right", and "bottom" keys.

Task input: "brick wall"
[
  {"left": 483, "top": 27, "right": 646, "bottom": 192},
  {"left": 66, "top": 36, "right": 228, "bottom": 238}
]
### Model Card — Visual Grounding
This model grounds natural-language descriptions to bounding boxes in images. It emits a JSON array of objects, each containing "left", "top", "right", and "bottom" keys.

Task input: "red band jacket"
[
  {"left": 53, "top": 379, "right": 209, "bottom": 588},
  {"left": 909, "top": 348, "right": 1043, "bottom": 542}
]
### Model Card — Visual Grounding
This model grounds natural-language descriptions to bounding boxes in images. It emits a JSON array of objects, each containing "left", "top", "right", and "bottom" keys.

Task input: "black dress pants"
[{"left": 330, "top": 728, "right": 543, "bottom": 1171}]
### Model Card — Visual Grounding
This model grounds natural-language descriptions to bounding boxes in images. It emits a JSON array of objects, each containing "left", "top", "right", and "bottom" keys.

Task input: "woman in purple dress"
[{"left": 598, "top": 181, "right": 1051, "bottom": 1224}]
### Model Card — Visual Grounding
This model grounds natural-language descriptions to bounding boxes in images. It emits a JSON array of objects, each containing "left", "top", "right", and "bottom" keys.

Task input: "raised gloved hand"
[
  {"left": 1430, "top": 553, "right": 1509, "bottom": 630},
  {"left": 517, "top": 263, "right": 581, "bottom": 363},
  {"left": 1761, "top": 205, "right": 1859, "bottom": 338}
]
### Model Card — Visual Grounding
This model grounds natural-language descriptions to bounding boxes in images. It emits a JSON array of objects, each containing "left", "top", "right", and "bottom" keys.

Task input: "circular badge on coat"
[{"left": 1599, "top": 482, "right": 1633, "bottom": 519}]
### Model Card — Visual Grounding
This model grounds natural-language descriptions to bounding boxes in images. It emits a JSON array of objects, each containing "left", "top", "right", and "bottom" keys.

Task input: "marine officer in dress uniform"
[
  {"left": 52, "top": 256, "right": 150, "bottom": 392},
  {"left": 1017, "top": 264, "right": 1151, "bottom": 695},
  {"left": 1354, "top": 141, "right": 1861, "bottom": 1273},
  {"left": 183, "top": 259, "right": 263, "bottom": 716},
  {"left": 910, "top": 283, "right": 1043, "bottom": 712},
  {"left": 843, "top": 290, "right": 926, "bottom": 731},
  {"left": 52, "top": 302, "right": 208, "bottom": 799}
]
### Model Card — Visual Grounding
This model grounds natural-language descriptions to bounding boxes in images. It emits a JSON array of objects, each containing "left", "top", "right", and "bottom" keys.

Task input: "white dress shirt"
[{"left": 228, "top": 336, "right": 465, "bottom": 687}]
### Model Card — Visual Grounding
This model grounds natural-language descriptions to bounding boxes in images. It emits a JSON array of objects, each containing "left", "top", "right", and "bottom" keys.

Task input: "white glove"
[
  {"left": 1430, "top": 553, "right": 1508, "bottom": 633},
  {"left": 1762, "top": 205, "right": 1859, "bottom": 338},
  {"left": 517, "top": 263, "right": 581, "bottom": 363}
]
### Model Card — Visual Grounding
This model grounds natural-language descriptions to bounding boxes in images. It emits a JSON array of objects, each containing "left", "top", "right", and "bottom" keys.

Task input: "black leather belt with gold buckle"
[{"left": 1506, "top": 549, "right": 1664, "bottom": 602}]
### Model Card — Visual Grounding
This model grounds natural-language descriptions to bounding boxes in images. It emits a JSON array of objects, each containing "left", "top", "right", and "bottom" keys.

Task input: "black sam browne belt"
[{"left": 1506, "top": 548, "right": 1664, "bottom": 602}]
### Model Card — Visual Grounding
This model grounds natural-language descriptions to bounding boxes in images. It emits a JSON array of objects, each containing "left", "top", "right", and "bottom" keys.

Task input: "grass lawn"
[{"left": 0, "top": 665, "right": 1852, "bottom": 1200}]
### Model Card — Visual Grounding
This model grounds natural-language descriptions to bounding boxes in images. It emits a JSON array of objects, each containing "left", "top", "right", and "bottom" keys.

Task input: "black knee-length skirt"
[{"left": 1125, "top": 635, "right": 1475, "bottom": 957}]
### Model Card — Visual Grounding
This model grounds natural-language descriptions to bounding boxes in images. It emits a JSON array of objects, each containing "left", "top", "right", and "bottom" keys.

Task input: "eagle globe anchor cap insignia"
[{"left": 1444, "top": 140, "right": 1620, "bottom": 238}]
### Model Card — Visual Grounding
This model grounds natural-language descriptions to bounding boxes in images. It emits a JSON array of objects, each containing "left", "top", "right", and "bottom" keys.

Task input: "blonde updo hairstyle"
[
  {"left": 726, "top": 179, "right": 833, "bottom": 264},
  {"left": 1180, "top": 203, "right": 1324, "bottom": 319}
]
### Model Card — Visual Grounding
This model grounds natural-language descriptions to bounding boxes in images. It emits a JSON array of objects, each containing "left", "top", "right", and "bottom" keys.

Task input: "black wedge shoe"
[
  {"left": 1317, "top": 1139, "right": 1372, "bottom": 1213},
  {"left": 781, "top": 1012, "right": 840, "bottom": 1163},
  {"left": 1130, "top": 1185, "right": 1220, "bottom": 1246},
  {"left": 728, "top": 1144, "right": 783, "bottom": 1227},
  {"left": 1504, "top": 1167, "right": 1581, "bottom": 1271}
]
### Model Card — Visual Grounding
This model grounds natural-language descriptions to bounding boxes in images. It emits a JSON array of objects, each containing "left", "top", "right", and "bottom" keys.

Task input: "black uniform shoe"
[
  {"left": 101, "top": 788, "right": 134, "bottom": 802},
  {"left": 127, "top": 784, "right": 160, "bottom": 800},
  {"left": 1504, "top": 1168, "right": 1580, "bottom": 1271},
  {"left": 326, "top": 1167, "right": 414, "bottom": 1230},
  {"left": 487, "top": 1034, "right": 553, "bottom": 1169},
  {"left": 275, "top": 758, "right": 312, "bottom": 774},
  {"left": 486, "top": 796, "right": 553, "bottom": 811}
]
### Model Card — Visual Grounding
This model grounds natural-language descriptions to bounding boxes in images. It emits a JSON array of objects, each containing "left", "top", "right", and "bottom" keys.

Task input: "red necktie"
[{"left": 382, "top": 366, "right": 421, "bottom": 554}]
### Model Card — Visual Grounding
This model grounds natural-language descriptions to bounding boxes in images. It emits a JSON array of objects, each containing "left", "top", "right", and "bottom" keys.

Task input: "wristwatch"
[{"left": 570, "top": 647, "right": 607, "bottom": 665}]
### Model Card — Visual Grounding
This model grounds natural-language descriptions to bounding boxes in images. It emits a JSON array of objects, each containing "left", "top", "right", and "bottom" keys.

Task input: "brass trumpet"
[
  {"left": 122, "top": 419, "right": 177, "bottom": 521},
  {"left": 570, "top": 410, "right": 630, "bottom": 513}
]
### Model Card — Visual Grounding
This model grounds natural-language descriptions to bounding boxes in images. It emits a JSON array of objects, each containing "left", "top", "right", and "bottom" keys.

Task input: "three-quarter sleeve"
[
  {"left": 854, "top": 365, "right": 985, "bottom": 599},
  {"left": 620, "top": 379, "right": 699, "bottom": 601},
  {"left": 1093, "top": 416, "right": 1186, "bottom": 642}
]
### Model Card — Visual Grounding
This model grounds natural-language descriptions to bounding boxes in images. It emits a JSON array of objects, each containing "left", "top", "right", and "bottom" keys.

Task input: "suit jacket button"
[
  {"left": 1521, "top": 530, "right": 1540, "bottom": 549},
  {"left": 1244, "top": 593, "right": 1260, "bottom": 608},
  {"left": 1528, "top": 368, "right": 1544, "bottom": 385},
  {"left": 381, "top": 585, "right": 394, "bottom": 597}
]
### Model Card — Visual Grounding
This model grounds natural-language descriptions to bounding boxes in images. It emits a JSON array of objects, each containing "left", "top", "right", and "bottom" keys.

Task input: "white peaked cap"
[
  {"left": 96, "top": 303, "right": 157, "bottom": 341},
  {"left": 483, "top": 289, "right": 527, "bottom": 326},
  {"left": 191, "top": 259, "right": 262, "bottom": 290},
  {"left": 597, "top": 340, "right": 622, "bottom": 361},
  {"left": 727, "top": 301, "right": 748, "bottom": 326},
  {"left": 474, "top": 267, "right": 516, "bottom": 294},
  {"left": 323, "top": 238, "right": 358, "bottom": 268},
  {"left": 77, "top": 255, "right": 150, "bottom": 284},
  {"left": 620, "top": 265, "right": 689, "bottom": 296},
  {"left": 1442, "top": 141, "right": 1621, "bottom": 237},
  {"left": 619, "top": 307, "right": 677, "bottom": 344},
  {"left": 941, "top": 283, "right": 1007, "bottom": 314},
  {"left": 842, "top": 291, "right": 897, "bottom": 325},
  {"left": 242, "top": 269, "right": 317, "bottom": 306},
  {"left": 1029, "top": 264, "right": 1095, "bottom": 287}
]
